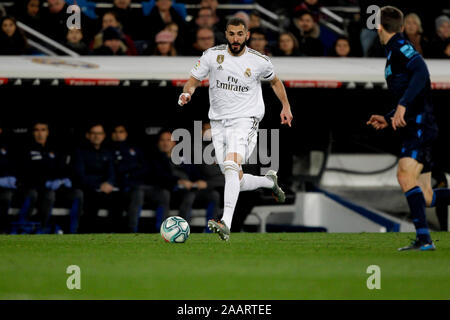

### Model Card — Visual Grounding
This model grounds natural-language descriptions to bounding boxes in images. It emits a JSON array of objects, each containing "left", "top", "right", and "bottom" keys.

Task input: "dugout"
[{"left": 0, "top": 56, "right": 449, "bottom": 173}]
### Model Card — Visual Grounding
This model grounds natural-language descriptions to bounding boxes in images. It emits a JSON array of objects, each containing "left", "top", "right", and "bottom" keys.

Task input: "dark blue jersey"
[
  {"left": 19, "top": 141, "right": 68, "bottom": 189},
  {"left": 73, "top": 144, "right": 116, "bottom": 191},
  {"left": 111, "top": 141, "right": 148, "bottom": 189},
  {"left": 0, "top": 139, "right": 15, "bottom": 178},
  {"left": 383, "top": 33, "right": 437, "bottom": 133}
]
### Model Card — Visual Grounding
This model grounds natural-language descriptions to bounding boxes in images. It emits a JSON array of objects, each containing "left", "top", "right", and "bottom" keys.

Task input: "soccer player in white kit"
[{"left": 178, "top": 17, "right": 293, "bottom": 241}]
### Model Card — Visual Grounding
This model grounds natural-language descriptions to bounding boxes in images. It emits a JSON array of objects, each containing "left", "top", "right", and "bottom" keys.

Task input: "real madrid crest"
[
  {"left": 217, "top": 55, "right": 224, "bottom": 64},
  {"left": 244, "top": 68, "right": 251, "bottom": 77}
]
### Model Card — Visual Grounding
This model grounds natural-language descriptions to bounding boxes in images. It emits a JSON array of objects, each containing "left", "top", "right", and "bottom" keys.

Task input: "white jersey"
[{"left": 190, "top": 45, "right": 276, "bottom": 121}]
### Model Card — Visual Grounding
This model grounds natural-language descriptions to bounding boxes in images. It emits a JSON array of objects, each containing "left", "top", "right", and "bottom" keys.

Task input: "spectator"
[
  {"left": 65, "top": 28, "right": 89, "bottom": 55},
  {"left": 249, "top": 11, "right": 261, "bottom": 30},
  {"left": 111, "top": 0, "right": 145, "bottom": 40},
  {"left": 146, "top": 30, "right": 177, "bottom": 56},
  {"left": 165, "top": 21, "right": 179, "bottom": 38},
  {"left": 0, "top": 124, "right": 16, "bottom": 233},
  {"left": 234, "top": 11, "right": 250, "bottom": 29},
  {"left": 199, "top": 0, "right": 225, "bottom": 31},
  {"left": 273, "top": 31, "right": 302, "bottom": 57},
  {"left": 146, "top": 0, "right": 186, "bottom": 47},
  {"left": 289, "top": 10, "right": 324, "bottom": 56},
  {"left": 187, "top": 27, "right": 215, "bottom": 56},
  {"left": 13, "top": 0, "right": 44, "bottom": 32},
  {"left": 188, "top": 7, "right": 225, "bottom": 47},
  {"left": 428, "top": 15, "right": 450, "bottom": 58},
  {"left": 249, "top": 28, "right": 272, "bottom": 56},
  {"left": 92, "top": 27, "right": 127, "bottom": 56},
  {"left": 110, "top": 124, "right": 170, "bottom": 233},
  {"left": 42, "top": 0, "right": 94, "bottom": 44},
  {"left": 73, "top": 124, "right": 118, "bottom": 233},
  {"left": 17, "top": 121, "right": 83, "bottom": 234},
  {"left": 90, "top": 11, "right": 137, "bottom": 56},
  {"left": 293, "top": 0, "right": 321, "bottom": 22},
  {"left": 0, "top": 16, "right": 28, "bottom": 55},
  {"left": 159, "top": 21, "right": 184, "bottom": 53},
  {"left": 152, "top": 129, "right": 220, "bottom": 226},
  {"left": 329, "top": 36, "right": 352, "bottom": 57},
  {"left": 247, "top": 10, "right": 277, "bottom": 48},
  {"left": 403, "top": 13, "right": 429, "bottom": 57}
]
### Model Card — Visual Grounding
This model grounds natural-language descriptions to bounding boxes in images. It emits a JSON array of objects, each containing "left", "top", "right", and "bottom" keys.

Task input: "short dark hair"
[
  {"left": 296, "top": 10, "right": 313, "bottom": 20},
  {"left": 380, "top": 6, "right": 404, "bottom": 33},
  {"left": 87, "top": 123, "right": 105, "bottom": 133},
  {"left": 250, "top": 28, "right": 266, "bottom": 38},
  {"left": 113, "top": 124, "right": 128, "bottom": 132},
  {"left": 226, "top": 17, "right": 247, "bottom": 31},
  {"left": 32, "top": 120, "right": 49, "bottom": 129},
  {"left": 156, "top": 128, "right": 172, "bottom": 141}
]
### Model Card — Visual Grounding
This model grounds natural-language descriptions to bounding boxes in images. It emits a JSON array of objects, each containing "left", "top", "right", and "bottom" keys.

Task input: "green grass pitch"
[{"left": 0, "top": 232, "right": 449, "bottom": 300}]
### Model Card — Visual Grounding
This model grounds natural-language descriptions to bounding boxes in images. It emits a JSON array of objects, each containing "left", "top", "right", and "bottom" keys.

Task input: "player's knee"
[
  {"left": 396, "top": 170, "right": 416, "bottom": 190},
  {"left": 223, "top": 160, "right": 240, "bottom": 175}
]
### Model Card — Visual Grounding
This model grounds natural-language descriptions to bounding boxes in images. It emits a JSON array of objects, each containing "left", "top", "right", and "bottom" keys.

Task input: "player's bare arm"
[
  {"left": 178, "top": 76, "right": 201, "bottom": 106},
  {"left": 270, "top": 76, "right": 293, "bottom": 127}
]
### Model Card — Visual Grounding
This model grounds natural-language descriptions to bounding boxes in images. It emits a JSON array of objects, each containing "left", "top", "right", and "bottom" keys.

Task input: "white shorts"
[{"left": 210, "top": 117, "right": 259, "bottom": 171}]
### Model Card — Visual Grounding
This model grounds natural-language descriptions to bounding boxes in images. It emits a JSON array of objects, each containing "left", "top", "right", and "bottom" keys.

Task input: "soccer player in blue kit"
[{"left": 367, "top": 6, "right": 450, "bottom": 251}]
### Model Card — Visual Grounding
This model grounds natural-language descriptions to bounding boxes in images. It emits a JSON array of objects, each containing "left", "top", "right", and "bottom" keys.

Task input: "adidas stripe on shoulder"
[{"left": 248, "top": 48, "right": 270, "bottom": 61}]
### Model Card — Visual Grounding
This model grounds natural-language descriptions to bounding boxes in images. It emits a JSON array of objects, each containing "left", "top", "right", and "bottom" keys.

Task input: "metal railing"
[{"left": 17, "top": 21, "right": 80, "bottom": 57}]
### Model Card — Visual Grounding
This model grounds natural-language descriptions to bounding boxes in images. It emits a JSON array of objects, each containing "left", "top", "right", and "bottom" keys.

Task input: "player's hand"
[
  {"left": 178, "top": 93, "right": 191, "bottom": 106},
  {"left": 280, "top": 106, "right": 293, "bottom": 127},
  {"left": 391, "top": 105, "right": 407, "bottom": 131},
  {"left": 195, "top": 180, "right": 207, "bottom": 190},
  {"left": 366, "top": 115, "right": 388, "bottom": 130},
  {"left": 100, "top": 182, "right": 114, "bottom": 194},
  {"left": 178, "top": 179, "right": 193, "bottom": 190}
]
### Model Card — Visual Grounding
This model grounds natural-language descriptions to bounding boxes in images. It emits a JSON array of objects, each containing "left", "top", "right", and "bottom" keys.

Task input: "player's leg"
[
  {"left": 207, "top": 120, "right": 232, "bottom": 239},
  {"left": 220, "top": 151, "right": 242, "bottom": 233},
  {"left": 397, "top": 157, "right": 434, "bottom": 250},
  {"left": 427, "top": 175, "right": 450, "bottom": 213},
  {"left": 66, "top": 188, "right": 83, "bottom": 234},
  {"left": 126, "top": 186, "right": 145, "bottom": 233},
  {"left": 219, "top": 118, "right": 261, "bottom": 232},
  {"left": 38, "top": 189, "right": 55, "bottom": 232},
  {"left": 417, "top": 172, "right": 433, "bottom": 207},
  {"left": 238, "top": 120, "right": 285, "bottom": 202}
]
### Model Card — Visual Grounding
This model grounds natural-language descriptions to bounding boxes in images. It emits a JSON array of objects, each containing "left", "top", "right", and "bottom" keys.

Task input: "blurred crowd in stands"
[
  {"left": 0, "top": 0, "right": 448, "bottom": 58},
  {"left": 0, "top": 120, "right": 268, "bottom": 234}
]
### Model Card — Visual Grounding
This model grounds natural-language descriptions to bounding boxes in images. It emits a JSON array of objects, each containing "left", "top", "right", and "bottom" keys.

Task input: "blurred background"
[{"left": 0, "top": 0, "right": 449, "bottom": 235}]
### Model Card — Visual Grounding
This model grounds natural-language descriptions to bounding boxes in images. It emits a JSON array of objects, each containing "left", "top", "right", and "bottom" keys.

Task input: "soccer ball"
[{"left": 160, "top": 216, "right": 190, "bottom": 243}]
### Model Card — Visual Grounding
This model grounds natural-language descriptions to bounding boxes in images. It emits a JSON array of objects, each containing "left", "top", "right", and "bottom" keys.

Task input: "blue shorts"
[{"left": 400, "top": 126, "right": 438, "bottom": 173}]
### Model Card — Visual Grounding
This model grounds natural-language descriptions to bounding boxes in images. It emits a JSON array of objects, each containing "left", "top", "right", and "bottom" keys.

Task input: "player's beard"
[{"left": 227, "top": 40, "right": 246, "bottom": 55}]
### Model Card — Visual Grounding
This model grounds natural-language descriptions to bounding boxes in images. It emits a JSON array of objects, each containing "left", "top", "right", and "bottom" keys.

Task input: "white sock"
[
  {"left": 240, "top": 174, "right": 274, "bottom": 192},
  {"left": 221, "top": 161, "right": 241, "bottom": 230}
]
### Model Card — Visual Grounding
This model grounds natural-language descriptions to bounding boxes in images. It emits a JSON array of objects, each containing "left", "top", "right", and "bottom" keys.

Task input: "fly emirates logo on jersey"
[{"left": 216, "top": 75, "right": 250, "bottom": 93}]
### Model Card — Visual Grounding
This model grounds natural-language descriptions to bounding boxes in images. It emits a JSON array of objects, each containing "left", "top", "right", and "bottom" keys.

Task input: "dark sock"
[
  {"left": 431, "top": 188, "right": 450, "bottom": 231},
  {"left": 405, "top": 186, "right": 431, "bottom": 243},
  {"left": 430, "top": 188, "right": 450, "bottom": 207}
]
